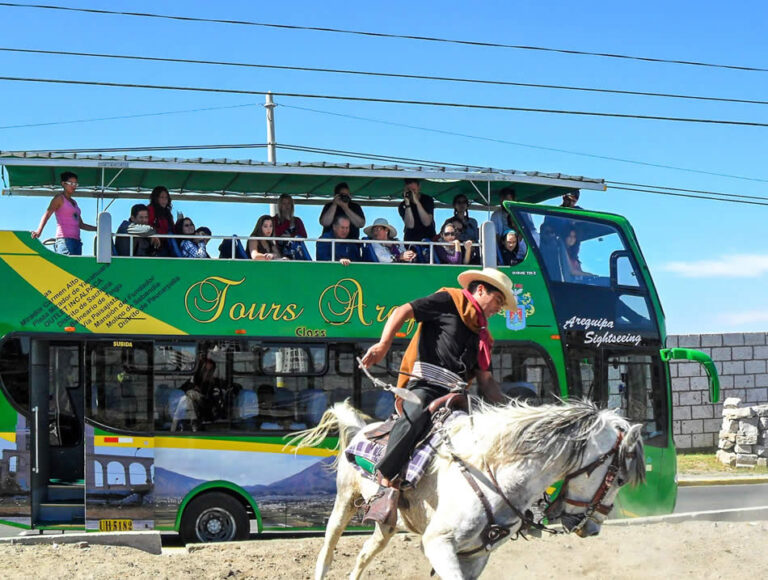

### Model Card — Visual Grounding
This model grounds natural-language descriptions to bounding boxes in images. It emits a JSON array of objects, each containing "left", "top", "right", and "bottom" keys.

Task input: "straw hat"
[
  {"left": 457, "top": 268, "right": 516, "bottom": 310},
  {"left": 363, "top": 217, "right": 398, "bottom": 239}
]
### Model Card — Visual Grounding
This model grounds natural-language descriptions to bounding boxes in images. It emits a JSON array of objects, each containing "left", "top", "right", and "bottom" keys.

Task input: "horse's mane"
[{"left": 444, "top": 399, "right": 644, "bottom": 484}]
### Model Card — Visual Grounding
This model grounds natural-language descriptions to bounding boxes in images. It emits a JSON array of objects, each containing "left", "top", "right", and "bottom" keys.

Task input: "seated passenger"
[
  {"left": 147, "top": 185, "right": 177, "bottom": 257},
  {"left": 319, "top": 182, "right": 366, "bottom": 240},
  {"left": 273, "top": 193, "right": 309, "bottom": 260},
  {"left": 434, "top": 220, "right": 472, "bottom": 265},
  {"left": 174, "top": 217, "right": 210, "bottom": 258},
  {"left": 316, "top": 215, "right": 361, "bottom": 266},
  {"left": 398, "top": 178, "right": 435, "bottom": 243},
  {"left": 363, "top": 218, "right": 416, "bottom": 263},
  {"left": 564, "top": 228, "right": 594, "bottom": 278},
  {"left": 248, "top": 215, "right": 284, "bottom": 261},
  {"left": 451, "top": 194, "right": 479, "bottom": 242},
  {"left": 498, "top": 228, "right": 526, "bottom": 266},
  {"left": 116, "top": 203, "right": 161, "bottom": 257}
]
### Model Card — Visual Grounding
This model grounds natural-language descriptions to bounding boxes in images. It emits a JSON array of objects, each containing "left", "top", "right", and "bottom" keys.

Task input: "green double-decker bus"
[{"left": 0, "top": 152, "right": 717, "bottom": 541}]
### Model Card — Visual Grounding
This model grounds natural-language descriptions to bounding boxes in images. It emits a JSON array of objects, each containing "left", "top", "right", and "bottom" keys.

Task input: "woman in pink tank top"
[{"left": 31, "top": 171, "right": 96, "bottom": 255}]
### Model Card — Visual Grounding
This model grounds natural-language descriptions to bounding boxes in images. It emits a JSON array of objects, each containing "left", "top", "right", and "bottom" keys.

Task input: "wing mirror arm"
[{"left": 660, "top": 348, "right": 720, "bottom": 403}]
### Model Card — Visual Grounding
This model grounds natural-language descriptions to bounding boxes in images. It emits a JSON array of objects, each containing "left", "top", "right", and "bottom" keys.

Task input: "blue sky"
[{"left": 0, "top": 0, "right": 766, "bottom": 334}]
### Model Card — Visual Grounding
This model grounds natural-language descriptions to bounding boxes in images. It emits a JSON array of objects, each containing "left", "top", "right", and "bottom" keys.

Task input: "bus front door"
[{"left": 29, "top": 341, "right": 85, "bottom": 527}]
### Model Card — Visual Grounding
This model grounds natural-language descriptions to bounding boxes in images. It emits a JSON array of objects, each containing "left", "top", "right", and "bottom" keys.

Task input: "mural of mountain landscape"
[{"left": 154, "top": 456, "right": 341, "bottom": 529}]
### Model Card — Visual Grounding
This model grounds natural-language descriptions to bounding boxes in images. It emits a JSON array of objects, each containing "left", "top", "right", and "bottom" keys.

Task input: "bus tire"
[{"left": 180, "top": 491, "right": 250, "bottom": 543}]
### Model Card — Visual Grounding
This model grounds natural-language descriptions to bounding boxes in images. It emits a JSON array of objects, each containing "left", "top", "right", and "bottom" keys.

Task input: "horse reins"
[{"left": 545, "top": 431, "right": 625, "bottom": 531}]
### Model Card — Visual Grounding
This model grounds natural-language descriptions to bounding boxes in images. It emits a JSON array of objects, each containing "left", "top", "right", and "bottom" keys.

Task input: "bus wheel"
[{"left": 180, "top": 492, "right": 250, "bottom": 543}]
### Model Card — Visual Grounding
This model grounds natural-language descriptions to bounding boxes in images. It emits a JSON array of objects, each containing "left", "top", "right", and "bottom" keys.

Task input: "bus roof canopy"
[{"left": 0, "top": 151, "right": 605, "bottom": 206}]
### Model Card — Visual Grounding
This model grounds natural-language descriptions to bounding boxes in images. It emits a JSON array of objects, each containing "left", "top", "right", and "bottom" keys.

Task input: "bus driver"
[{"left": 359, "top": 267, "right": 515, "bottom": 526}]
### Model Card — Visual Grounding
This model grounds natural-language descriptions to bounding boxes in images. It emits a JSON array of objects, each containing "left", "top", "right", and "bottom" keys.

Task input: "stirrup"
[{"left": 361, "top": 487, "right": 400, "bottom": 528}]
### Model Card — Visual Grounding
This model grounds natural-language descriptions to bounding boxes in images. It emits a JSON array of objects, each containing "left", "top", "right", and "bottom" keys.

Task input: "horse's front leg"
[
  {"left": 349, "top": 522, "right": 397, "bottom": 580},
  {"left": 422, "top": 533, "right": 467, "bottom": 580},
  {"left": 315, "top": 485, "right": 359, "bottom": 580}
]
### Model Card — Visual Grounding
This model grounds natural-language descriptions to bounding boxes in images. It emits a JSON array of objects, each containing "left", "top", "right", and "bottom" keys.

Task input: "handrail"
[{"left": 111, "top": 232, "right": 482, "bottom": 264}]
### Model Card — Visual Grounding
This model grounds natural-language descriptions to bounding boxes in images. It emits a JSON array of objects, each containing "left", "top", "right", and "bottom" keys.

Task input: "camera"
[
  {"left": 339, "top": 194, "right": 351, "bottom": 204},
  {"left": 404, "top": 190, "right": 412, "bottom": 199}
]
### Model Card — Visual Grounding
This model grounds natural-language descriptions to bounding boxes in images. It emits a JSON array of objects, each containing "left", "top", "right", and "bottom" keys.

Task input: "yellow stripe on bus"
[
  {"left": 154, "top": 436, "right": 337, "bottom": 458},
  {"left": 0, "top": 251, "right": 185, "bottom": 335},
  {"left": 0, "top": 232, "right": 36, "bottom": 255},
  {"left": 93, "top": 435, "right": 336, "bottom": 458},
  {"left": 0, "top": 432, "right": 17, "bottom": 443}
]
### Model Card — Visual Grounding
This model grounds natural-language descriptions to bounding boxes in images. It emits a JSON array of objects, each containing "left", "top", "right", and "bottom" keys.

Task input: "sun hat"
[
  {"left": 363, "top": 217, "right": 398, "bottom": 239},
  {"left": 457, "top": 268, "right": 516, "bottom": 310}
]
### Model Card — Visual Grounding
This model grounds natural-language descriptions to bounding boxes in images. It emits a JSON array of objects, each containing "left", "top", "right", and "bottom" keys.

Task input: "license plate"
[{"left": 98, "top": 519, "right": 133, "bottom": 532}]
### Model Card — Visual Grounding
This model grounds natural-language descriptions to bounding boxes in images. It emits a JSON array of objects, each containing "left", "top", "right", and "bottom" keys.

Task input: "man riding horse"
[{"left": 359, "top": 267, "right": 516, "bottom": 525}]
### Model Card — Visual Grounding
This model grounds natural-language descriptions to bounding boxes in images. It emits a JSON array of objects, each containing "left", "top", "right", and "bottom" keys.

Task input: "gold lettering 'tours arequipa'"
[{"left": 184, "top": 276, "right": 304, "bottom": 324}]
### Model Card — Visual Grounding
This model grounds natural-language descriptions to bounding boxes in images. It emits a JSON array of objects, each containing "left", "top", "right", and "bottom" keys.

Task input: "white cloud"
[
  {"left": 661, "top": 254, "right": 768, "bottom": 278},
  {"left": 716, "top": 310, "right": 768, "bottom": 327}
]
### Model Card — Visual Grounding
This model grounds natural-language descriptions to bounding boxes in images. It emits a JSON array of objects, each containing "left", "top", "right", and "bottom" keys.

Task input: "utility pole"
[{"left": 265, "top": 92, "right": 277, "bottom": 215}]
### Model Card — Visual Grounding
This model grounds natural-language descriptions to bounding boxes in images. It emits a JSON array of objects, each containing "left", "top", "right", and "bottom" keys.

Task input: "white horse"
[{"left": 291, "top": 399, "right": 645, "bottom": 580}]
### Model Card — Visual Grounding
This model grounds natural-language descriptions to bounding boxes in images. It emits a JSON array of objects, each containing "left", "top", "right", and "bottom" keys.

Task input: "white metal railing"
[{"left": 111, "top": 232, "right": 484, "bottom": 265}]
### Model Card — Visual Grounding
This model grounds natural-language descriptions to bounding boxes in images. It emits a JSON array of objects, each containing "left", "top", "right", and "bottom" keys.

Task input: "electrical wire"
[
  {"left": 2, "top": 75, "right": 768, "bottom": 128},
  {"left": 607, "top": 181, "right": 768, "bottom": 202},
  {"left": 0, "top": 2, "right": 765, "bottom": 73},
  {"left": 3, "top": 46, "right": 767, "bottom": 107},
  {"left": 607, "top": 185, "right": 768, "bottom": 207},
  {"left": 0, "top": 102, "right": 258, "bottom": 130},
  {"left": 282, "top": 104, "right": 768, "bottom": 184}
]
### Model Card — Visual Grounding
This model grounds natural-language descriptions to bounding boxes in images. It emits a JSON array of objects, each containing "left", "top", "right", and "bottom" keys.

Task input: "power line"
[
  {"left": 0, "top": 2, "right": 765, "bottom": 73},
  {"left": 3, "top": 75, "right": 768, "bottom": 129},
  {"left": 0, "top": 102, "right": 257, "bottom": 130},
  {"left": 4, "top": 46, "right": 767, "bottom": 107},
  {"left": 608, "top": 185, "right": 768, "bottom": 207},
  {"left": 282, "top": 104, "right": 768, "bottom": 184},
  {"left": 608, "top": 181, "right": 768, "bottom": 202}
]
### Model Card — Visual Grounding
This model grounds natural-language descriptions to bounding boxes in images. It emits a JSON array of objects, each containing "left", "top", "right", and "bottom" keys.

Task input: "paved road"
[
  {"left": 1, "top": 484, "right": 765, "bottom": 541},
  {"left": 675, "top": 483, "right": 768, "bottom": 513}
]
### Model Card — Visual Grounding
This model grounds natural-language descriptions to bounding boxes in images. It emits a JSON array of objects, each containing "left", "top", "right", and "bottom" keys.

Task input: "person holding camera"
[
  {"left": 398, "top": 178, "right": 435, "bottom": 243},
  {"left": 319, "top": 182, "right": 366, "bottom": 239}
]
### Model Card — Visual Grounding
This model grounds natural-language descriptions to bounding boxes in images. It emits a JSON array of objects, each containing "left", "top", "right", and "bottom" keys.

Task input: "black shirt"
[
  {"left": 319, "top": 201, "right": 366, "bottom": 240},
  {"left": 410, "top": 291, "right": 481, "bottom": 381},
  {"left": 398, "top": 194, "right": 436, "bottom": 242}
]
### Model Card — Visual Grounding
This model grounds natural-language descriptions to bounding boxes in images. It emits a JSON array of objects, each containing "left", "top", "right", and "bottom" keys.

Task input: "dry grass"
[{"left": 677, "top": 452, "right": 768, "bottom": 475}]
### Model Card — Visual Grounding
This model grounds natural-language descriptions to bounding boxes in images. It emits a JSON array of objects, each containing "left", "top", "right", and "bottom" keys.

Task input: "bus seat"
[
  {"left": 281, "top": 239, "right": 313, "bottom": 261},
  {"left": 219, "top": 236, "right": 249, "bottom": 259},
  {"left": 361, "top": 390, "right": 394, "bottom": 420},
  {"left": 232, "top": 387, "right": 259, "bottom": 430},
  {"left": 167, "top": 237, "right": 184, "bottom": 258},
  {"left": 361, "top": 237, "right": 379, "bottom": 263}
]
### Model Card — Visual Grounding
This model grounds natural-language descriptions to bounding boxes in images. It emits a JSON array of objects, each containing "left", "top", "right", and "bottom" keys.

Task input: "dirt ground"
[{"left": 1, "top": 520, "right": 766, "bottom": 579}]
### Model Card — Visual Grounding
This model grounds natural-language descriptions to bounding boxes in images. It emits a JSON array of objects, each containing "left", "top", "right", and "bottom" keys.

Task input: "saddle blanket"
[{"left": 344, "top": 412, "right": 464, "bottom": 486}]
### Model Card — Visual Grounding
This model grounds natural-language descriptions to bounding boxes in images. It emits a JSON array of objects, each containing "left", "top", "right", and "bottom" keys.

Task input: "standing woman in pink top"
[
  {"left": 147, "top": 185, "right": 175, "bottom": 257},
  {"left": 31, "top": 171, "right": 96, "bottom": 255}
]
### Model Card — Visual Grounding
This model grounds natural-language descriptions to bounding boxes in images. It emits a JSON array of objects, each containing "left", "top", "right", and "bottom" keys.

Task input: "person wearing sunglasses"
[
  {"left": 434, "top": 220, "right": 472, "bottom": 265},
  {"left": 31, "top": 171, "right": 96, "bottom": 255}
]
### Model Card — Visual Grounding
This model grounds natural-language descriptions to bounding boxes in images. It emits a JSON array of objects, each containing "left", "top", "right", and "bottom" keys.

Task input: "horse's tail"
[{"left": 285, "top": 399, "right": 368, "bottom": 468}]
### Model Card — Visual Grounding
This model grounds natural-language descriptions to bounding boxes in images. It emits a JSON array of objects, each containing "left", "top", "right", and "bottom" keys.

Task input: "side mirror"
[{"left": 660, "top": 348, "right": 720, "bottom": 403}]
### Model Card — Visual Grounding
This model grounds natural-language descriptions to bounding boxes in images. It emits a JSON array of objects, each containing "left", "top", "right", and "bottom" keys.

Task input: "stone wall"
[
  {"left": 715, "top": 398, "right": 768, "bottom": 467},
  {"left": 667, "top": 333, "right": 768, "bottom": 451}
]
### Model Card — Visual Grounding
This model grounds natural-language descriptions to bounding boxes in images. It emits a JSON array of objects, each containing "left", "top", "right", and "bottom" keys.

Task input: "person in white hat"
[
  {"left": 363, "top": 218, "right": 417, "bottom": 263},
  {"left": 359, "top": 267, "right": 516, "bottom": 525}
]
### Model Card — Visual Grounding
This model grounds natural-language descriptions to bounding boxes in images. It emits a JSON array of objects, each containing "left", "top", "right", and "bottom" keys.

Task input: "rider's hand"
[{"left": 361, "top": 342, "right": 388, "bottom": 368}]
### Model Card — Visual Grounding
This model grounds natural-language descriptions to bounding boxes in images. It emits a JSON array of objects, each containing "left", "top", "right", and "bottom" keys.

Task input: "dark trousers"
[{"left": 376, "top": 383, "right": 447, "bottom": 480}]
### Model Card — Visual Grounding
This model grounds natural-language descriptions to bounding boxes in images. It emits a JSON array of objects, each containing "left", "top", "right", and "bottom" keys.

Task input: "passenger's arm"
[
  {"left": 360, "top": 303, "right": 414, "bottom": 368},
  {"left": 462, "top": 240, "right": 473, "bottom": 265},
  {"left": 413, "top": 196, "right": 433, "bottom": 227},
  {"left": 319, "top": 201, "right": 337, "bottom": 227},
  {"left": 402, "top": 202, "right": 415, "bottom": 229},
  {"left": 341, "top": 203, "right": 365, "bottom": 228},
  {"left": 79, "top": 216, "right": 97, "bottom": 232},
  {"left": 31, "top": 196, "right": 63, "bottom": 238},
  {"left": 475, "top": 370, "right": 505, "bottom": 404}
]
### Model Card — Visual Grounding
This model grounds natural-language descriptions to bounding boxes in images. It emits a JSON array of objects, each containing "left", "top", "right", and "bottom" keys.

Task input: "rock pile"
[{"left": 716, "top": 397, "right": 768, "bottom": 467}]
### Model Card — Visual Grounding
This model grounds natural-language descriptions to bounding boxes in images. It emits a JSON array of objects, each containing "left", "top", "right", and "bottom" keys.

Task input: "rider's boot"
[{"left": 362, "top": 475, "right": 400, "bottom": 528}]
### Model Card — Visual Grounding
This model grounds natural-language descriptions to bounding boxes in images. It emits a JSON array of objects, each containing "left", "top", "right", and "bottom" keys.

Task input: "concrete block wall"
[{"left": 667, "top": 332, "right": 768, "bottom": 451}]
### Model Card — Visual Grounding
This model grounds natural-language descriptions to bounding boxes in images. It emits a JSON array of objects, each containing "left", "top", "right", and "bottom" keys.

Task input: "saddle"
[{"left": 365, "top": 392, "right": 468, "bottom": 444}]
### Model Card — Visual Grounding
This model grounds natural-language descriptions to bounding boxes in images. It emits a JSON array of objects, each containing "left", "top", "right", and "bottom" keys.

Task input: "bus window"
[
  {"left": 154, "top": 342, "right": 197, "bottom": 431},
  {"left": 491, "top": 343, "right": 557, "bottom": 403},
  {"left": 49, "top": 345, "right": 81, "bottom": 447},
  {"left": 87, "top": 342, "right": 153, "bottom": 433},
  {"left": 0, "top": 337, "right": 30, "bottom": 411},
  {"left": 606, "top": 353, "right": 666, "bottom": 443},
  {"left": 358, "top": 343, "right": 406, "bottom": 420}
]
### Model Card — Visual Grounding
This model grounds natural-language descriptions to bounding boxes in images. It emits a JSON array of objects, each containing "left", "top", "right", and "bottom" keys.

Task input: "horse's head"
[{"left": 546, "top": 420, "right": 645, "bottom": 538}]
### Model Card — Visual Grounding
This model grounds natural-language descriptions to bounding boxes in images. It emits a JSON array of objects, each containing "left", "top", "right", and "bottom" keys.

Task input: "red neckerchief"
[{"left": 462, "top": 288, "right": 492, "bottom": 370}]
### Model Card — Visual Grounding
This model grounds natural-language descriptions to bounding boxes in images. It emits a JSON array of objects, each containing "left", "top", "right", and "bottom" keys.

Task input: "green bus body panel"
[{"left": 174, "top": 480, "right": 263, "bottom": 533}]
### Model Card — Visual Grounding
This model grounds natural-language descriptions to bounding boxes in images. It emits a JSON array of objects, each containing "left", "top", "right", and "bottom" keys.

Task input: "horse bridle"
[{"left": 544, "top": 431, "right": 625, "bottom": 532}]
